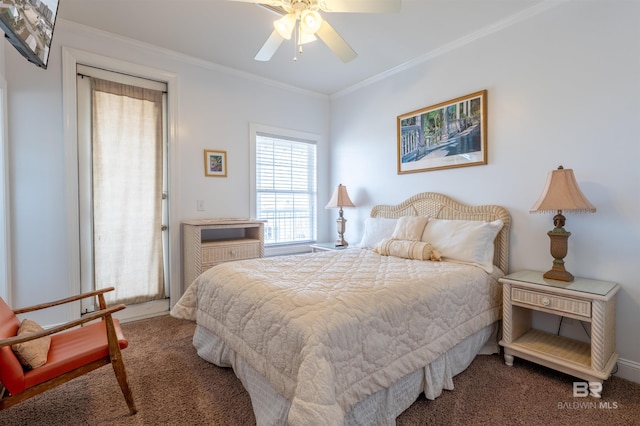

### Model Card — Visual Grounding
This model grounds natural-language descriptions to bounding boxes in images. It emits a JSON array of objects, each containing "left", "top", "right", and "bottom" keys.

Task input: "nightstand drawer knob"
[{"left": 541, "top": 296, "right": 551, "bottom": 306}]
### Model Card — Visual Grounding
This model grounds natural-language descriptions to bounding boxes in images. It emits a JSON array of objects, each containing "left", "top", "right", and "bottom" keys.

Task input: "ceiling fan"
[{"left": 226, "top": 0, "right": 401, "bottom": 62}]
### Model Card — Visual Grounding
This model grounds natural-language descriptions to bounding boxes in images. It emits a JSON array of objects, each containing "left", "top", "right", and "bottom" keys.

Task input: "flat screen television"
[{"left": 0, "top": 0, "right": 60, "bottom": 69}]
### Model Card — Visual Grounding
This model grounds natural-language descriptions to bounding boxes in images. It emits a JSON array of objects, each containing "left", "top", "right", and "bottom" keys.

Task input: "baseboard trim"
[{"left": 615, "top": 357, "right": 640, "bottom": 384}]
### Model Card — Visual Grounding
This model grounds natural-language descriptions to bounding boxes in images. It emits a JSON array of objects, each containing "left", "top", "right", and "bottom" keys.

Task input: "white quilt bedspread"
[{"left": 171, "top": 249, "right": 502, "bottom": 425}]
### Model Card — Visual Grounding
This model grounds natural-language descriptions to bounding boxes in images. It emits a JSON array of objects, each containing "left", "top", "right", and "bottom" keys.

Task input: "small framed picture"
[{"left": 204, "top": 150, "right": 227, "bottom": 177}]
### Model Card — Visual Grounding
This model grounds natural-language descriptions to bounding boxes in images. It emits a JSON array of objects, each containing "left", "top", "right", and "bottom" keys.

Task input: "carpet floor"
[{"left": 1, "top": 314, "right": 638, "bottom": 425}]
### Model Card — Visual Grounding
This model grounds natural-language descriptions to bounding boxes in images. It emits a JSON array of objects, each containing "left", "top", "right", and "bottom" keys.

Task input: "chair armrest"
[
  {"left": 0, "top": 303, "right": 126, "bottom": 348},
  {"left": 13, "top": 287, "right": 116, "bottom": 315}
]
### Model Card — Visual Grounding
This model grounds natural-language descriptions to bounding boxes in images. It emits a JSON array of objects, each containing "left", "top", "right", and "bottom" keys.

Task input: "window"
[{"left": 254, "top": 130, "right": 317, "bottom": 249}]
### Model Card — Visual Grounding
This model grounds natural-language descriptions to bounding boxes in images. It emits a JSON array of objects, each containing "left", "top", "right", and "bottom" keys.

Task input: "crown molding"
[
  {"left": 331, "top": 0, "right": 568, "bottom": 99},
  {"left": 59, "top": 19, "right": 328, "bottom": 100}
]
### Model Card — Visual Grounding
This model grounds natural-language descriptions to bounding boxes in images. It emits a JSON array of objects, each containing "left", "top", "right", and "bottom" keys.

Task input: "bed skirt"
[{"left": 193, "top": 322, "right": 499, "bottom": 425}]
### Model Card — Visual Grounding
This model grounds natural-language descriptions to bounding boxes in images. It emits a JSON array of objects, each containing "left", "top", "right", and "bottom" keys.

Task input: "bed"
[{"left": 171, "top": 192, "right": 511, "bottom": 425}]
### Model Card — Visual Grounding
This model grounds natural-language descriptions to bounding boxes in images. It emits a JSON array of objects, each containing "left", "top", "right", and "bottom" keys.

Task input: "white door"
[{"left": 76, "top": 65, "right": 169, "bottom": 319}]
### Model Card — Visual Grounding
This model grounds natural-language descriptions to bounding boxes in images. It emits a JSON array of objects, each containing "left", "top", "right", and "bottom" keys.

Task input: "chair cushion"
[
  {"left": 11, "top": 319, "right": 51, "bottom": 370},
  {"left": 22, "top": 319, "right": 128, "bottom": 391}
]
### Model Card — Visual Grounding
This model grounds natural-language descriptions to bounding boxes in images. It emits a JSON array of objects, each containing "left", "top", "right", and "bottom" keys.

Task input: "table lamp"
[
  {"left": 325, "top": 184, "right": 355, "bottom": 247},
  {"left": 530, "top": 165, "right": 596, "bottom": 282}
]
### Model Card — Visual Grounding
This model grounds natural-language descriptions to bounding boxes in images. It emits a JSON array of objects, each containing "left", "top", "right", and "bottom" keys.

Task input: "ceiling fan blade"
[
  {"left": 316, "top": 20, "right": 357, "bottom": 63},
  {"left": 321, "top": 0, "right": 401, "bottom": 13},
  {"left": 255, "top": 30, "right": 285, "bottom": 61}
]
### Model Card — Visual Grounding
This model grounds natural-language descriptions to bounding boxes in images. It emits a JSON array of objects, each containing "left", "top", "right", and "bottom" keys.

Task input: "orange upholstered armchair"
[{"left": 0, "top": 287, "right": 136, "bottom": 414}]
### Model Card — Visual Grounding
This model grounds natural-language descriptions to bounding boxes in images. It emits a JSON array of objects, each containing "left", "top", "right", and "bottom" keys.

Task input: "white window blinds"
[{"left": 256, "top": 133, "right": 317, "bottom": 245}]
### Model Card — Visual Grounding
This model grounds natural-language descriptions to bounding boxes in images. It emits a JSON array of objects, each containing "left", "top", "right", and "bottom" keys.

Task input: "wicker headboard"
[{"left": 370, "top": 192, "right": 511, "bottom": 273}]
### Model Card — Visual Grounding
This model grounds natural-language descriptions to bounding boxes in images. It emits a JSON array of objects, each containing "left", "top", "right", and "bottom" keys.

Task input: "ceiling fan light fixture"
[
  {"left": 274, "top": 13, "right": 296, "bottom": 39},
  {"left": 298, "top": 28, "right": 317, "bottom": 45},
  {"left": 300, "top": 10, "right": 322, "bottom": 34}
]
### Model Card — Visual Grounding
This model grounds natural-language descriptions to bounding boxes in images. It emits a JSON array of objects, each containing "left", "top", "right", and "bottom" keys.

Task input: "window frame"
[{"left": 250, "top": 123, "right": 319, "bottom": 257}]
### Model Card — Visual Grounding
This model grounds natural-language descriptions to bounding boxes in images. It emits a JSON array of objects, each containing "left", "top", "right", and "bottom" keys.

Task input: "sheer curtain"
[{"left": 91, "top": 78, "right": 165, "bottom": 305}]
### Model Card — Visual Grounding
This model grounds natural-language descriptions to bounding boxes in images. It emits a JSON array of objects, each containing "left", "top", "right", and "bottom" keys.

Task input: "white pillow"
[
  {"left": 391, "top": 216, "right": 430, "bottom": 241},
  {"left": 421, "top": 218, "right": 504, "bottom": 273},
  {"left": 357, "top": 217, "right": 398, "bottom": 249}
]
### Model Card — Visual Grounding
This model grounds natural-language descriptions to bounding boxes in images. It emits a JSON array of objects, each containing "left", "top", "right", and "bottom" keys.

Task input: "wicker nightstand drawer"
[
  {"left": 202, "top": 240, "right": 261, "bottom": 263},
  {"left": 511, "top": 287, "right": 591, "bottom": 318}
]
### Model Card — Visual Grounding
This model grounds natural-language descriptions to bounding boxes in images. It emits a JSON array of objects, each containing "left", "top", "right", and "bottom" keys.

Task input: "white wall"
[
  {"left": 329, "top": 1, "right": 640, "bottom": 382},
  {"left": 3, "top": 20, "right": 331, "bottom": 324}
]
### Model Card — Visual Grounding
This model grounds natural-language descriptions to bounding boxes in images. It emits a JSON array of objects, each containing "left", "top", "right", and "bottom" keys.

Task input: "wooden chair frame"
[{"left": 0, "top": 287, "right": 137, "bottom": 414}]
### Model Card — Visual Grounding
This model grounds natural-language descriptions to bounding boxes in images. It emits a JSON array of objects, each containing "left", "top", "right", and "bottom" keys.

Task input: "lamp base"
[
  {"left": 545, "top": 230, "right": 574, "bottom": 282},
  {"left": 335, "top": 215, "right": 348, "bottom": 247},
  {"left": 543, "top": 265, "right": 574, "bottom": 282}
]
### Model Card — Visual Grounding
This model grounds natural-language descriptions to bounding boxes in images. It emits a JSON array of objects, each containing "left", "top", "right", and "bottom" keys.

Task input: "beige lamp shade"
[
  {"left": 530, "top": 166, "right": 596, "bottom": 213},
  {"left": 325, "top": 184, "right": 355, "bottom": 209}
]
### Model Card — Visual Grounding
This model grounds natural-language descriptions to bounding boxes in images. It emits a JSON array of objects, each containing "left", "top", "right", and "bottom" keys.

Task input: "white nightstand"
[
  {"left": 310, "top": 242, "right": 349, "bottom": 252},
  {"left": 499, "top": 270, "right": 619, "bottom": 384}
]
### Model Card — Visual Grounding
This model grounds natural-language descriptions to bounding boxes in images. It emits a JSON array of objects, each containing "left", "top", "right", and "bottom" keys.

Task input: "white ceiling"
[{"left": 58, "top": 0, "right": 547, "bottom": 95}]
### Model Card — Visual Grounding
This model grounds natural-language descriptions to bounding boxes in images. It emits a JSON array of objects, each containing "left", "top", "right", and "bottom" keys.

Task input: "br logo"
[{"left": 573, "top": 381, "right": 602, "bottom": 398}]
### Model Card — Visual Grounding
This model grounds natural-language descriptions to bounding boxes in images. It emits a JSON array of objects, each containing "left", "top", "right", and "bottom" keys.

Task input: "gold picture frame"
[
  {"left": 397, "top": 90, "right": 487, "bottom": 174},
  {"left": 204, "top": 150, "right": 227, "bottom": 177}
]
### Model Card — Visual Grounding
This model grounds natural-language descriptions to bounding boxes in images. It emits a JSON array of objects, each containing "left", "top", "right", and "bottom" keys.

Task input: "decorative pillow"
[
  {"left": 11, "top": 319, "right": 51, "bottom": 370},
  {"left": 357, "top": 217, "right": 398, "bottom": 249},
  {"left": 421, "top": 219, "right": 504, "bottom": 273},
  {"left": 390, "top": 216, "right": 430, "bottom": 241},
  {"left": 374, "top": 239, "right": 441, "bottom": 261}
]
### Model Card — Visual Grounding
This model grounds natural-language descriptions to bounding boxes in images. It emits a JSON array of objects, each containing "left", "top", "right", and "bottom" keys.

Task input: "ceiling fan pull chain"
[
  {"left": 298, "top": 20, "right": 304, "bottom": 55},
  {"left": 294, "top": 18, "right": 300, "bottom": 61}
]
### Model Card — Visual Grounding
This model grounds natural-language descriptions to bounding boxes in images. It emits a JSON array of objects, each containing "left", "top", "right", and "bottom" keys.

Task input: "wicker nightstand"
[
  {"left": 182, "top": 219, "right": 265, "bottom": 286},
  {"left": 499, "top": 270, "right": 619, "bottom": 384}
]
